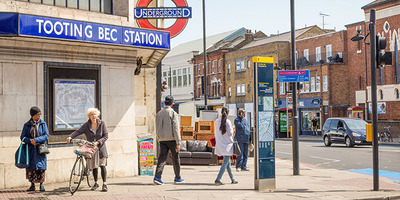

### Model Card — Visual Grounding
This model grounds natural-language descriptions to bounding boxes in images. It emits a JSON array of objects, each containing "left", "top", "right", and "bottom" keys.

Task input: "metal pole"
[
  {"left": 370, "top": 9, "right": 379, "bottom": 191},
  {"left": 286, "top": 100, "right": 289, "bottom": 138},
  {"left": 170, "top": 65, "right": 172, "bottom": 96},
  {"left": 290, "top": 0, "right": 299, "bottom": 175},
  {"left": 203, "top": 0, "right": 208, "bottom": 109}
]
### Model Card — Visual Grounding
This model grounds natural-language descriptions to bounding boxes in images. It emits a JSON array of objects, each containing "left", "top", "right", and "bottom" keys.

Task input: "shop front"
[
  {"left": 298, "top": 98, "right": 322, "bottom": 136},
  {"left": 0, "top": 11, "right": 169, "bottom": 188}
]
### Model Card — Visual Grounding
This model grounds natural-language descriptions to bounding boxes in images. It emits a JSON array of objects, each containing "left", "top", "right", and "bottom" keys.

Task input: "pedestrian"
[
  {"left": 214, "top": 107, "right": 238, "bottom": 185},
  {"left": 153, "top": 95, "right": 184, "bottom": 185},
  {"left": 234, "top": 108, "right": 250, "bottom": 172},
  {"left": 66, "top": 108, "right": 109, "bottom": 192},
  {"left": 21, "top": 106, "right": 49, "bottom": 192},
  {"left": 312, "top": 116, "right": 318, "bottom": 136}
]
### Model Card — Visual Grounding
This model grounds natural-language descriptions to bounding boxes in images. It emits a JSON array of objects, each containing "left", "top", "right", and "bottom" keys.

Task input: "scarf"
[{"left": 30, "top": 119, "right": 40, "bottom": 138}]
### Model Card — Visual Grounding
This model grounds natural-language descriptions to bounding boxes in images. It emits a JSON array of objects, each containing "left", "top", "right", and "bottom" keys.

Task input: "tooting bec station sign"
[{"left": 135, "top": 0, "right": 192, "bottom": 38}]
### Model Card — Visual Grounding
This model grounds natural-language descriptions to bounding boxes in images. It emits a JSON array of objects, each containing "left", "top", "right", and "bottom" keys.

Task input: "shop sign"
[
  {"left": 135, "top": 0, "right": 191, "bottom": 38},
  {"left": 0, "top": 13, "right": 170, "bottom": 49},
  {"left": 311, "top": 99, "right": 320, "bottom": 105},
  {"left": 278, "top": 70, "right": 310, "bottom": 82}
]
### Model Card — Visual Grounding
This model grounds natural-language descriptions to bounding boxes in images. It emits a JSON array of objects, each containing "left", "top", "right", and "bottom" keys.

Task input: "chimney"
[{"left": 245, "top": 29, "right": 253, "bottom": 42}]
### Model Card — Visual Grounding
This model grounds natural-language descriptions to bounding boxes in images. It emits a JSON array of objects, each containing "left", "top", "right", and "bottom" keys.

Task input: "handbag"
[
  {"left": 233, "top": 141, "right": 241, "bottom": 156},
  {"left": 15, "top": 137, "right": 30, "bottom": 168},
  {"left": 75, "top": 143, "right": 96, "bottom": 159},
  {"left": 37, "top": 143, "right": 50, "bottom": 154},
  {"left": 248, "top": 143, "right": 254, "bottom": 152}
]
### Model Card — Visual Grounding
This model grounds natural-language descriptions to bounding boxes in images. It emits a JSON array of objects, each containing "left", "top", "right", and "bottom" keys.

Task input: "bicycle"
[
  {"left": 379, "top": 126, "right": 393, "bottom": 142},
  {"left": 69, "top": 139, "right": 96, "bottom": 195}
]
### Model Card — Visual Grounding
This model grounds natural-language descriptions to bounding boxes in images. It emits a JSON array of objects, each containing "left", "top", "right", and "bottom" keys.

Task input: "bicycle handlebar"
[{"left": 71, "top": 139, "right": 95, "bottom": 146}]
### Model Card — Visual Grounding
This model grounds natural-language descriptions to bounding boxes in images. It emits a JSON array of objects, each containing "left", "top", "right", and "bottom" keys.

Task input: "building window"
[
  {"left": 228, "top": 87, "right": 231, "bottom": 97},
  {"left": 379, "top": 89, "right": 383, "bottom": 100},
  {"left": 295, "top": 51, "right": 298, "bottom": 60},
  {"left": 236, "top": 60, "right": 245, "bottom": 72},
  {"left": 183, "top": 68, "right": 187, "bottom": 86},
  {"left": 218, "top": 60, "right": 221, "bottom": 72},
  {"left": 323, "top": 76, "right": 328, "bottom": 92},
  {"left": 173, "top": 70, "right": 177, "bottom": 87},
  {"left": 304, "top": 49, "right": 309, "bottom": 61},
  {"left": 316, "top": 76, "right": 320, "bottom": 92},
  {"left": 236, "top": 84, "right": 245, "bottom": 96},
  {"left": 316, "top": 47, "right": 321, "bottom": 62},
  {"left": 20, "top": 0, "right": 112, "bottom": 13},
  {"left": 280, "top": 83, "right": 284, "bottom": 95},
  {"left": 228, "top": 64, "right": 231, "bottom": 73},
  {"left": 247, "top": 59, "right": 251, "bottom": 68},
  {"left": 310, "top": 77, "right": 315, "bottom": 92},
  {"left": 198, "top": 64, "right": 201, "bottom": 75},
  {"left": 211, "top": 61, "right": 215, "bottom": 74},
  {"left": 396, "top": 88, "right": 400, "bottom": 99},
  {"left": 300, "top": 82, "right": 305, "bottom": 93},
  {"left": 178, "top": 69, "right": 182, "bottom": 87},
  {"left": 168, "top": 71, "right": 171, "bottom": 87},
  {"left": 305, "top": 82, "right": 310, "bottom": 93},
  {"left": 326, "top": 45, "right": 332, "bottom": 61},
  {"left": 188, "top": 67, "right": 191, "bottom": 85}
]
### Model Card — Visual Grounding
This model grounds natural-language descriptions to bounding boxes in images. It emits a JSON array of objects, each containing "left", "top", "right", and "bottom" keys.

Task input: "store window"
[
  {"left": 301, "top": 111, "right": 320, "bottom": 132},
  {"left": 19, "top": 0, "right": 112, "bottom": 13}
]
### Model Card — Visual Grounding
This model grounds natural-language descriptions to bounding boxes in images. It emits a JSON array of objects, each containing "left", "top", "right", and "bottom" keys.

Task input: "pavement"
[{"left": 2, "top": 151, "right": 400, "bottom": 200}]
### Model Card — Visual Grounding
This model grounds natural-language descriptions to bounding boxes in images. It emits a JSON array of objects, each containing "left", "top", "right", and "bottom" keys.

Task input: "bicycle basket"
[{"left": 75, "top": 143, "right": 97, "bottom": 159}]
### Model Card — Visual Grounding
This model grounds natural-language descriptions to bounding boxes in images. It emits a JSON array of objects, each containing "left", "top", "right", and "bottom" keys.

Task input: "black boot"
[
  {"left": 39, "top": 183, "right": 45, "bottom": 192},
  {"left": 27, "top": 183, "right": 35, "bottom": 191}
]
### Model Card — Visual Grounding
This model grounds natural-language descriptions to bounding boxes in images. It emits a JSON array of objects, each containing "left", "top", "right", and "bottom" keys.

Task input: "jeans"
[
  {"left": 236, "top": 142, "right": 248, "bottom": 169},
  {"left": 216, "top": 156, "right": 234, "bottom": 181},
  {"left": 155, "top": 141, "right": 181, "bottom": 180}
]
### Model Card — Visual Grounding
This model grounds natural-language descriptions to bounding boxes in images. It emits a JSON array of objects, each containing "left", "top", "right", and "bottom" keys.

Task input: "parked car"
[{"left": 322, "top": 118, "right": 371, "bottom": 147}]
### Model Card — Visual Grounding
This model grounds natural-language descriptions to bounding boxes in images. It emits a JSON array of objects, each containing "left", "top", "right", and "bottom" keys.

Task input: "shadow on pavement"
[
  {"left": 108, "top": 182, "right": 155, "bottom": 186},
  {"left": 44, "top": 187, "right": 74, "bottom": 196}
]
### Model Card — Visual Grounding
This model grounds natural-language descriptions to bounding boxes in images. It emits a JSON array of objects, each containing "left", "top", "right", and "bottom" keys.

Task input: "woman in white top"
[{"left": 214, "top": 107, "right": 238, "bottom": 185}]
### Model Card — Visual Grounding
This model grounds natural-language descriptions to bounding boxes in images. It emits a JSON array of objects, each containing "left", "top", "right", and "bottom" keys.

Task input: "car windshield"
[{"left": 344, "top": 119, "right": 367, "bottom": 129}]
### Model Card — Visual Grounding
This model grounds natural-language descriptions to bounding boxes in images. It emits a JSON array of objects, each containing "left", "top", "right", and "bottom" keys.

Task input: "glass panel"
[
  {"left": 163, "top": 72, "right": 167, "bottom": 77},
  {"left": 90, "top": 0, "right": 100, "bottom": 11},
  {"left": 30, "top": 0, "right": 41, "bottom": 3},
  {"left": 67, "top": 0, "right": 78, "bottom": 8},
  {"left": 188, "top": 74, "right": 191, "bottom": 85},
  {"left": 79, "top": 0, "right": 89, "bottom": 10},
  {"left": 55, "top": 0, "right": 66, "bottom": 6},
  {"left": 168, "top": 78, "right": 171, "bottom": 87},
  {"left": 173, "top": 77, "right": 177, "bottom": 87},
  {"left": 43, "top": 0, "right": 54, "bottom": 5},
  {"left": 102, "top": 0, "right": 112, "bottom": 14},
  {"left": 183, "top": 68, "right": 186, "bottom": 74},
  {"left": 178, "top": 76, "right": 182, "bottom": 87},
  {"left": 173, "top": 70, "right": 176, "bottom": 75},
  {"left": 183, "top": 75, "right": 187, "bottom": 86},
  {"left": 301, "top": 111, "right": 312, "bottom": 131}
]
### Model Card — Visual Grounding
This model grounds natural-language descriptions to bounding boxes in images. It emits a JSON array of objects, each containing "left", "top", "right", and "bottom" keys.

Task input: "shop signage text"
[
  {"left": 0, "top": 13, "right": 170, "bottom": 49},
  {"left": 135, "top": 0, "right": 191, "bottom": 38},
  {"left": 278, "top": 70, "right": 310, "bottom": 82}
]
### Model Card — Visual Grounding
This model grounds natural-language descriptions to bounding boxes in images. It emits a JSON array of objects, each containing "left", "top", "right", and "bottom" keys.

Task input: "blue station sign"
[
  {"left": 278, "top": 70, "right": 310, "bottom": 82},
  {"left": 0, "top": 13, "right": 170, "bottom": 50},
  {"left": 134, "top": 7, "right": 192, "bottom": 19}
]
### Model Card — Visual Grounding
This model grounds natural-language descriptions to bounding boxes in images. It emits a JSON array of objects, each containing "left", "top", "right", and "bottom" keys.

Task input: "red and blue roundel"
[{"left": 135, "top": 0, "right": 191, "bottom": 38}]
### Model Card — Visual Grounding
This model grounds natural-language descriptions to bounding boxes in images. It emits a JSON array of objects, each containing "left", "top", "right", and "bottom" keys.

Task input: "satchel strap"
[{"left": 18, "top": 137, "right": 29, "bottom": 165}]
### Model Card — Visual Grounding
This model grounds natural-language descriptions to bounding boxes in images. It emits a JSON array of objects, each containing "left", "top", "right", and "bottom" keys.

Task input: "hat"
[
  {"left": 165, "top": 95, "right": 174, "bottom": 104},
  {"left": 30, "top": 106, "right": 41, "bottom": 117}
]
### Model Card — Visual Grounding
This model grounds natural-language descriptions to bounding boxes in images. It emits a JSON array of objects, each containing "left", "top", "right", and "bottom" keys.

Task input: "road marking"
[
  {"left": 348, "top": 168, "right": 400, "bottom": 183},
  {"left": 309, "top": 156, "right": 340, "bottom": 162}
]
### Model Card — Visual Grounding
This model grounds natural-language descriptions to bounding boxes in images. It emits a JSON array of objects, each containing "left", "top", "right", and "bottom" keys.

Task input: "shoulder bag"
[
  {"left": 37, "top": 143, "right": 50, "bottom": 154},
  {"left": 15, "top": 137, "right": 30, "bottom": 168},
  {"left": 233, "top": 141, "right": 242, "bottom": 156}
]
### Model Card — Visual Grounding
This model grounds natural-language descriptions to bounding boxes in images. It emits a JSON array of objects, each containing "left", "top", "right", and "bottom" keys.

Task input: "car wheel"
[
  {"left": 345, "top": 136, "right": 354, "bottom": 147},
  {"left": 324, "top": 136, "right": 331, "bottom": 146}
]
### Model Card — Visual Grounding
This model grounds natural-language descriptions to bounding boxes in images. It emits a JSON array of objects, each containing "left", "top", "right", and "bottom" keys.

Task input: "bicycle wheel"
[
  {"left": 86, "top": 167, "right": 94, "bottom": 187},
  {"left": 69, "top": 156, "right": 84, "bottom": 194}
]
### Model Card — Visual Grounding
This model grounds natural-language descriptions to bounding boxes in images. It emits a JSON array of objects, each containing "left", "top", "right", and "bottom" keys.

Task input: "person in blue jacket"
[
  {"left": 20, "top": 106, "right": 49, "bottom": 192},
  {"left": 234, "top": 108, "right": 250, "bottom": 172}
]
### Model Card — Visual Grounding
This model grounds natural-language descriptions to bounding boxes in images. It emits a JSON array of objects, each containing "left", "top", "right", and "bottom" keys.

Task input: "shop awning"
[{"left": 0, "top": 13, "right": 170, "bottom": 68}]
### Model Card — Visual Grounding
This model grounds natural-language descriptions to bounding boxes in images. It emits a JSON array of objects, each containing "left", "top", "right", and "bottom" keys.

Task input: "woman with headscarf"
[
  {"left": 214, "top": 107, "right": 238, "bottom": 185},
  {"left": 20, "top": 106, "right": 49, "bottom": 192}
]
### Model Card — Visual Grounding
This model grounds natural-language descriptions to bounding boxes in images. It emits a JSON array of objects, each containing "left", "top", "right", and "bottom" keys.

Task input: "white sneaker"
[{"left": 236, "top": 168, "right": 241, "bottom": 172}]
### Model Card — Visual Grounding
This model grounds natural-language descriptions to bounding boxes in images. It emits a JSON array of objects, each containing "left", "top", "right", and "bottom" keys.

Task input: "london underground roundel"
[{"left": 135, "top": 0, "right": 192, "bottom": 38}]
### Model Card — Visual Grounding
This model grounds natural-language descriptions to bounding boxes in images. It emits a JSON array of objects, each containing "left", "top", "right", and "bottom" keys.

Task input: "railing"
[{"left": 297, "top": 51, "right": 344, "bottom": 68}]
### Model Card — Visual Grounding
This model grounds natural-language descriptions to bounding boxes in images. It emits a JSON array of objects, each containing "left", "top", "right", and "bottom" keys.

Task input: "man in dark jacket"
[
  {"left": 154, "top": 95, "right": 184, "bottom": 185},
  {"left": 234, "top": 108, "right": 250, "bottom": 171}
]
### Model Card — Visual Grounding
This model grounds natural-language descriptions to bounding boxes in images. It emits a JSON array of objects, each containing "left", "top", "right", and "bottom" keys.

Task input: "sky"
[{"left": 160, "top": 0, "right": 373, "bottom": 48}]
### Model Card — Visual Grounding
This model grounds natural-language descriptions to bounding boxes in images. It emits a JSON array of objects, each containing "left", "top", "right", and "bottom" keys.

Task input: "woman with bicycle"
[{"left": 67, "top": 108, "right": 109, "bottom": 192}]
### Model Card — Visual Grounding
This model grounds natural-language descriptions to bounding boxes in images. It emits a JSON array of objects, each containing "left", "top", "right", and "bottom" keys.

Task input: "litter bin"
[{"left": 137, "top": 133, "right": 154, "bottom": 176}]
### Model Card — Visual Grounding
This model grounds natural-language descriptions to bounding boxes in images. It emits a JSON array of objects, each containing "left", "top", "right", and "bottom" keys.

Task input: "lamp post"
[{"left": 202, "top": 0, "right": 208, "bottom": 109}]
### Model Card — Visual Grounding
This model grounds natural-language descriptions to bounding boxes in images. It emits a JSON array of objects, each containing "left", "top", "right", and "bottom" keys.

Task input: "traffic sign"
[{"left": 278, "top": 70, "right": 310, "bottom": 82}]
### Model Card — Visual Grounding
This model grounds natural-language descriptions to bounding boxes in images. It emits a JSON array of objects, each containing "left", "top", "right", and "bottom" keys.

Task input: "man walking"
[
  {"left": 312, "top": 116, "right": 318, "bottom": 136},
  {"left": 154, "top": 96, "right": 184, "bottom": 185},
  {"left": 234, "top": 108, "right": 250, "bottom": 172}
]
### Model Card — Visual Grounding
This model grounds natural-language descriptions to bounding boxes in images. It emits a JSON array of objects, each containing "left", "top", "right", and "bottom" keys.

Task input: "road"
[{"left": 275, "top": 140, "right": 400, "bottom": 172}]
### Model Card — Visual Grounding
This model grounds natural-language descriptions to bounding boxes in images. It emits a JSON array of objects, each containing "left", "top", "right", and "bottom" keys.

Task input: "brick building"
[
  {"left": 281, "top": 31, "right": 349, "bottom": 135},
  {"left": 225, "top": 26, "right": 329, "bottom": 126},
  {"left": 193, "top": 30, "right": 265, "bottom": 113},
  {"left": 346, "top": 0, "right": 400, "bottom": 136}
]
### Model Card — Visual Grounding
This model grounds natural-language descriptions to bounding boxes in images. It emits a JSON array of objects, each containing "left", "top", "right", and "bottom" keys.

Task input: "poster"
[
  {"left": 139, "top": 140, "right": 154, "bottom": 176},
  {"left": 54, "top": 79, "right": 95, "bottom": 130}
]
